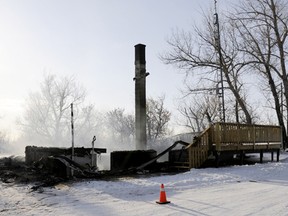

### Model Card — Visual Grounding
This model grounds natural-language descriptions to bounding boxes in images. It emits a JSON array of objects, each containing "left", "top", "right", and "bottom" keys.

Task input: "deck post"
[
  {"left": 277, "top": 149, "right": 280, "bottom": 162},
  {"left": 260, "top": 150, "right": 263, "bottom": 163},
  {"left": 189, "top": 147, "right": 192, "bottom": 168},
  {"left": 240, "top": 151, "right": 244, "bottom": 165},
  {"left": 271, "top": 152, "right": 274, "bottom": 162},
  {"left": 215, "top": 151, "right": 220, "bottom": 168}
]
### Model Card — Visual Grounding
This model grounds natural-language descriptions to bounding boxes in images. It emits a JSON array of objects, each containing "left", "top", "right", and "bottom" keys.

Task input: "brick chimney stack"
[{"left": 134, "top": 44, "right": 149, "bottom": 150}]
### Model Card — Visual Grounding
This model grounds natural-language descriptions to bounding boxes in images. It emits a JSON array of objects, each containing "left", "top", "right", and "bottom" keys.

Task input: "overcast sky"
[{"left": 0, "top": 0, "right": 230, "bottom": 137}]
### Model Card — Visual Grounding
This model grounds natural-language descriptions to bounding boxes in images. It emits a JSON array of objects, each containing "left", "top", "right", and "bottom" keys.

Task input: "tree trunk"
[
  {"left": 222, "top": 64, "right": 252, "bottom": 124},
  {"left": 265, "top": 65, "right": 288, "bottom": 149}
]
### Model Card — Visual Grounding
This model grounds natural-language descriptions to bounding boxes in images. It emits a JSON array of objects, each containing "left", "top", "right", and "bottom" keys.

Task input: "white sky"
[{"left": 0, "top": 0, "right": 229, "bottom": 137}]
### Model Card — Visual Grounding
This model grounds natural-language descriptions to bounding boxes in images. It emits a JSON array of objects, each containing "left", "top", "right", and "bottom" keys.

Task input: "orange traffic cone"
[{"left": 156, "top": 183, "right": 171, "bottom": 204}]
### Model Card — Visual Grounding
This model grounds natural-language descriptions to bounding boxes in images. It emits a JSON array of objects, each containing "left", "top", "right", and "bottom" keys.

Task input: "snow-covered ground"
[{"left": 1, "top": 153, "right": 288, "bottom": 216}]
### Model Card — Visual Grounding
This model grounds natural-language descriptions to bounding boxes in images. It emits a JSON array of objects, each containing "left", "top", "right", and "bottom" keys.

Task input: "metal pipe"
[
  {"left": 71, "top": 103, "right": 74, "bottom": 160},
  {"left": 71, "top": 103, "right": 75, "bottom": 176}
]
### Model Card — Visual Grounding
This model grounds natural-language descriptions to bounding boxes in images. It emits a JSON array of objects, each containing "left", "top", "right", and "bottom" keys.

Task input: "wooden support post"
[
  {"left": 277, "top": 149, "right": 280, "bottom": 162},
  {"left": 240, "top": 151, "right": 244, "bottom": 165},
  {"left": 271, "top": 152, "right": 274, "bottom": 162},
  {"left": 215, "top": 151, "right": 220, "bottom": 168},
  {"left": 260, "top": 150, "right": 263, "bottom": 163},
  {"left": 189, "top": 147, "right": 192, "bottom": 168}
]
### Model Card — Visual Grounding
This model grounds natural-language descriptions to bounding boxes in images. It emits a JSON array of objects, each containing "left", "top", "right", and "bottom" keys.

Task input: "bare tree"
[
  {"left": 74, "top": 104, "right": 105, "bottom": 146},
  {"left": 161, "top": 9, "right": 253, "bottom": 124},
  {"left": 146, "top": 96, "right": 171, "bottom": 144},
  {"left": 231, "top": 0, "right": 288, "bottom": 148},
  {"left": 105, "top": 97, "right": 171, "bottom": 147},
  {"left": 166, "top": 0, "right": 288, "bottom": 147},
  {"left": 20, "top": 74, "right": 87, "bottom": 146},
  {"left": 177, "top": 93, "right": 218, "bottom": 132},
  {"left": 106, "top": 108, "right": 135, "bottom": 145}
]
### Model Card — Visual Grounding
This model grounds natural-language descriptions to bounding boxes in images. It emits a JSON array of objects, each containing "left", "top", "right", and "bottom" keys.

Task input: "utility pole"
[{"left": 214, "top": 0, "right": 226, "bottom": 122}]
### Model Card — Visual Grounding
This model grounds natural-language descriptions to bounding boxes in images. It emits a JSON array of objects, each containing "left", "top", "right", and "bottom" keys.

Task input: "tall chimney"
[{"left": 134, "top": 44, "right": 149, "bottom": 150}]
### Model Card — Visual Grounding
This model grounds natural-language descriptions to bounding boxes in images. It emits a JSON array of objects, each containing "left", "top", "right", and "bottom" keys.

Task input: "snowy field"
[{"left": 1, "top": 153, "right": 288, "bottom": 216}]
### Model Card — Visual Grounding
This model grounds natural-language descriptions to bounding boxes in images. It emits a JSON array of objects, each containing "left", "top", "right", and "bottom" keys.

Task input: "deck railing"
[
  {"left": 211, "top": 122, "right": 282, "bottom": 151},
  {"left": 184, "top": 122, "right": 282, "bottom": 168}
]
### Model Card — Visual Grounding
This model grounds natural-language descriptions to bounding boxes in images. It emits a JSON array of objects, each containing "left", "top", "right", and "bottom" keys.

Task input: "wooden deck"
[{"left": 169, "top": 122, "right": 282, "bottom": 169}]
